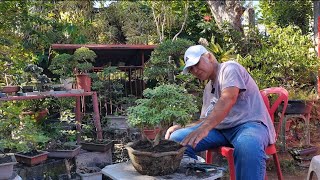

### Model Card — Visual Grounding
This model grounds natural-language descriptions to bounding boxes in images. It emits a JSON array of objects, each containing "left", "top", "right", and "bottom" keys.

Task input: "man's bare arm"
[{"left": 181, "top": 87, "right": 239, "bottom": 148}]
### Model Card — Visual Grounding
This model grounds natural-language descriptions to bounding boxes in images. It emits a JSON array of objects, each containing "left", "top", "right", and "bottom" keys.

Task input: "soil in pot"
[{"left": 126, "top": 139, "right": 186, "bottom": 176}]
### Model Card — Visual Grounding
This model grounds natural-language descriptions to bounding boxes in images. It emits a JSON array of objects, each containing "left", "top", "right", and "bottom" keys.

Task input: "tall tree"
[
  {"left": 259, "top": 0, "right": 313, "bottom": 34},
  {"left": 206, "top": 0, "right": 245, "bottom": 32}
]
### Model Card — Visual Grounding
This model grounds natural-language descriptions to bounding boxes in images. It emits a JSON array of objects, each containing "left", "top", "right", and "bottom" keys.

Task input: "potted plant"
[
  {"left": 81, "top": 139, "right": 113, "bottom": 152},
  {"left": 45, "top": 141, "right": 81, "bottom": 159},
  {"left": 73, "top": 47, "right": 97, "bottom": 92},
  {"left": 12, "top": 114, "right": 50, "bottom": 166},
  {"left": 49, "top": 53, "right": 76, "bottom": 90},
  {"left": 20, "top": 99, "right": 50, "bottom": 122},
  {"left": 23, "top": 64, "right": 51, "bottom": 92},
  {"left": 126, "top": 84, "right": 198, "bottom": 176},
  {"left": 0, "top": 62, "right": 20, "bottom": 94}
]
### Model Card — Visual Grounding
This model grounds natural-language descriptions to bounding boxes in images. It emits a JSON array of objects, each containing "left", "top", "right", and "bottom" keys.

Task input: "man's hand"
[
  {"left": 165, "top": 125, "right": 182, "bottom": 139},
  {"left": 181, "top": 125, "right": 210, "bottom": 149}
]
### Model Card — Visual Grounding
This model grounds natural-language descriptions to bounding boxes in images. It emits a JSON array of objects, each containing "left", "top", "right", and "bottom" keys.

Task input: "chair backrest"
[{"left": 260, "top": 87, "right": 289, "bottom": 140}]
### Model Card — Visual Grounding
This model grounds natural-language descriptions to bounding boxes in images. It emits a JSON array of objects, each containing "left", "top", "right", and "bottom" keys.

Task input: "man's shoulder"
[{"left": 221, "top": 60, "right": 245, "bottom": 72}]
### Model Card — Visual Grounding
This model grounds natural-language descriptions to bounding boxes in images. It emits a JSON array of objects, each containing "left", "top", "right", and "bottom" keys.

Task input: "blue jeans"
[{"left": 170, "top": 121, "right": 269, "bottom": 180}]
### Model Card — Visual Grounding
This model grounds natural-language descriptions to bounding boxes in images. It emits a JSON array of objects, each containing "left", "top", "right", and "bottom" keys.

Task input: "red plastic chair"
[{"left": 205, "top": 87, "right": 288, "bottom": 180}]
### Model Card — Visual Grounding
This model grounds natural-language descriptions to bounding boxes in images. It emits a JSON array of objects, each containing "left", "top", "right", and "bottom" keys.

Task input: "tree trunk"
[{"left": 206, "top": 0, "right": 245, "bottom": 32}]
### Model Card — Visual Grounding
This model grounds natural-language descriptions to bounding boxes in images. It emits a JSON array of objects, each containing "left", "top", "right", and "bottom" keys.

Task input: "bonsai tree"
[
  {"left": 49, "top": 53, "right": 76, "bottom": 79},
  {"left": 73, "top": 47, "right": 97, "bottom": 74},
  {"left": 23, "top": 64, "right": 51, "bottom": 91},
  {"left": 0, "top": 102, "right": 49, "bottom": 153},
  {"left": 127, "top": 84, "right": 198, "bottom": 146}
]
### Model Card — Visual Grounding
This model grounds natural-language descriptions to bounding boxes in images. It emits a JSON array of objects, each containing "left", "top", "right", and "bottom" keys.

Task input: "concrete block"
[{"left": 75, "top": 149, "right": 112, "bottom": 169}]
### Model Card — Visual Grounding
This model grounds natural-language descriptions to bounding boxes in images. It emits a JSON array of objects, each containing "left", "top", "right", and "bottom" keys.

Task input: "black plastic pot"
[{"left": 283, "top": 100, "right": 312, "bottom": 115}]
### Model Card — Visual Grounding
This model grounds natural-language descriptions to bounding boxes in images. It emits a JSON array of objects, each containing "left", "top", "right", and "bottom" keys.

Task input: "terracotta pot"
[
  {"left": 21, "top": 109, "right": 48, "bottom": 122},
  {"left": 126, "top": 140, "right": 186, "bottom": 176},
  {"left": 15, "top": 150, "right": 49, "bottom": 166},
  {"left": 76, "top": 74, "right": 91, "bottom": 92},
  {"left": 143, "top": 128, "right": 160, "bottom": 140},
  {"left": 1, "top": 86, "right": 20, "bottom": 94}
]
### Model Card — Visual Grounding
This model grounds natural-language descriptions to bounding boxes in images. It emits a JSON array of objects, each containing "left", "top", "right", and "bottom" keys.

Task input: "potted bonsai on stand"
[
  {"left": 73, "top": 47, "right": 97, "bottom": 92},
  {"left": 126, "top": 84, "right": 198, "bottom": 176},
  {"left": 49, "top": 53, "right": 76, "bottom": 90},
  {"left": 0, "top": 62, "right": 20, "bottom": 94},
  {"left": 23, "top": 64, "right": 51, "bottom": 92}
]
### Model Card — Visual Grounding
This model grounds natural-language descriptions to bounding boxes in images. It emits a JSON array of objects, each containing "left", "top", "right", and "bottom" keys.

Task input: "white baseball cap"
[{"left": 183, "top": 45, "right": 208, "bottom": 74}]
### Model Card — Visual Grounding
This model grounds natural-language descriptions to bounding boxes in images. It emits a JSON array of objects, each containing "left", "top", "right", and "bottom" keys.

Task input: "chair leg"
[
  {"left": 272, "top": 153, "right": 283, "bottom": 180},
  {"left": 205, "top": 150, "right": 213, "bottom": 164},
  {"left": 225, "top": 151, "right": 236, "bottom": 180}
]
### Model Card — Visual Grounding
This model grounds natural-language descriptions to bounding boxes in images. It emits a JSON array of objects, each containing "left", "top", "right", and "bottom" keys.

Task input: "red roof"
[{"left": 51, "top": 44, "right": 156, "bottom": 50}]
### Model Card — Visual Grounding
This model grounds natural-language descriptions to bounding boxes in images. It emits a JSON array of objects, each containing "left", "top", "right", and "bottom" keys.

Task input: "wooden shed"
[{"left": 50, "top": 44, "right": 156, "bottom": 115}]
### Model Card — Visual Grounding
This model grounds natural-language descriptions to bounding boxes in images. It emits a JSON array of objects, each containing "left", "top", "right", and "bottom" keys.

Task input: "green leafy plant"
[
  {"left": 49, "top": 53, "right": 76, "bottom": 79},
  {"left": 0, "top": 102, "right": 49, "bottom": 152},
  {"left": 143, "top": 38, "right": 193, "bottom": 85},
  {"left": 73, "top": 47, "right": 97, "bottom": 74},
  {"left": 91, "top": 66, "right": 126, "bottom": 116},
  {"left": 127, "top": 84, "right": 198, "bottom": 146},
  {"left": 237, "top": 24, "right": 318, "bottom": 100},
  {"left": 23, "top": 64, "right": 51, "bottom": 91}
]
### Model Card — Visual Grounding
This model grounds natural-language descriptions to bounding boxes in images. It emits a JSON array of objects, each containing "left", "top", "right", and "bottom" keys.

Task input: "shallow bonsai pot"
[
  {"left": 125, "top": 140, "right": 186, "bottom": 176},
  {"left": 47, "top": 145, "right": 81, "bottom": 158},
  {"left": 0, "top": 154, "right": 17, "bottom": 179},
  {"left": 81, "top": 140, "right": 113, "bottom": 152},
  {"left": 1, "top": 86, "right": 20, "bottom": 94},
  {"left": 21, "top": 85, "right": 34, "bottom": 93},
  {"left": 15, "top": 150, "right": 49, "bottom": 166}
]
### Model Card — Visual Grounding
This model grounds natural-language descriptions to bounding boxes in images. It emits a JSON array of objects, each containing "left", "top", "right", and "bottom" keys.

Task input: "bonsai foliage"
[
  {"left": 23, "top": 64, "right": 51, "bottom": 91},
  {"left": 0, "top": 102, "right": 49, "bottom": 152},
  {"left": 127, "top": 84, "right": 198, "bottom": 145},
  {"left": 143, "top": 38, "right": 193, "bottom": 85},
  {"left": 49, "top": 53, "right": 76, "bottom": 79},
  {"left": 73, "top": 47, "right": 97, "bottom": 74}
]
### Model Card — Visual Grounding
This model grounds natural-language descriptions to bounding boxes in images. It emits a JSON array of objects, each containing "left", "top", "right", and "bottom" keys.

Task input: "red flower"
[{"left": 203, "top": 15, "right": 212, "bottom": 22}]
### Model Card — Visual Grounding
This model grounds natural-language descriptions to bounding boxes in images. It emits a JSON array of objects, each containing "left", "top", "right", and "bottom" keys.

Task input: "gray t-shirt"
[{"left": 200, "top": 61, "right": 276, "bottom": 144}]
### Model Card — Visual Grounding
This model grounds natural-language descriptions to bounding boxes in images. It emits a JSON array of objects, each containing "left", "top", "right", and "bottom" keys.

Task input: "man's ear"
[{"left": 209, "top": 53, "right": 217, "bottom": 63}]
